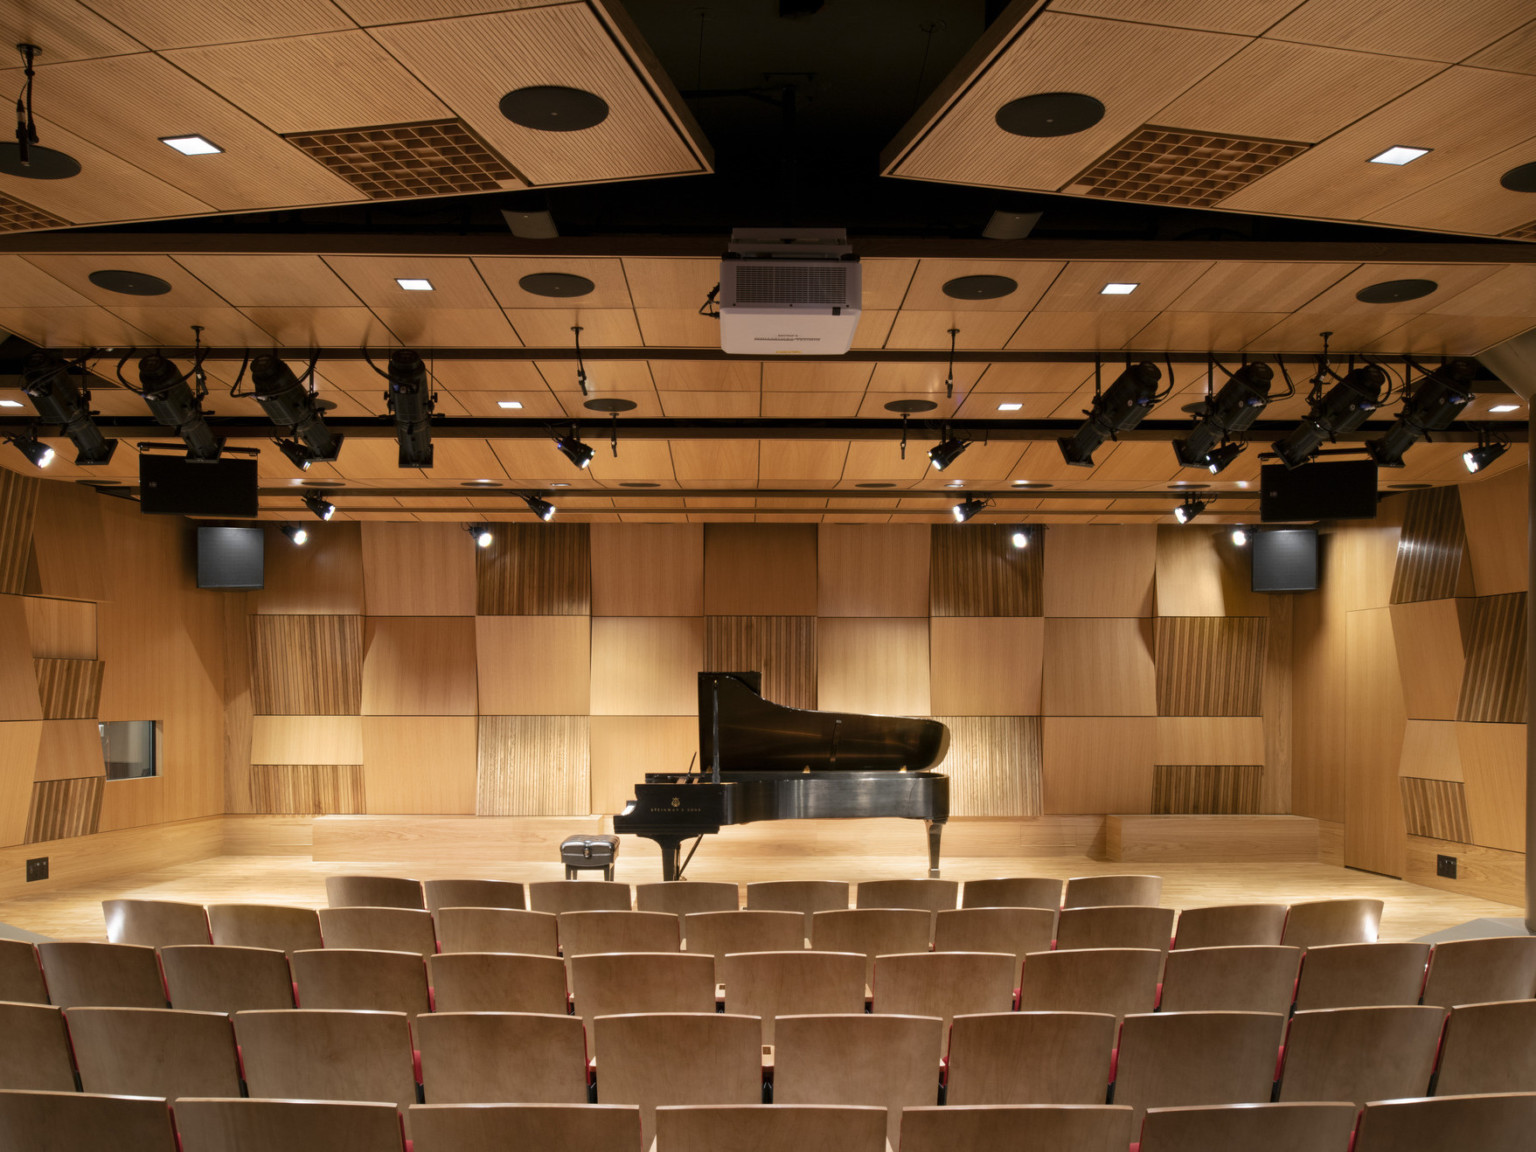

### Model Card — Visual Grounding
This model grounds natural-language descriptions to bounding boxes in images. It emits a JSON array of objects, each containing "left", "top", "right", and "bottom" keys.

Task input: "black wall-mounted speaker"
[
  {"left": 1252, "top": 527, "right": 1318, "bottom": 592},
  {"left": 196, "top": 526, "right": 264, "bottom": 590},
  {"left": 1260, "top": 460, "right": 1377, "bottom": 523},
  {"left": 140, "top": 454, "right": 258, "bottom": 518}
]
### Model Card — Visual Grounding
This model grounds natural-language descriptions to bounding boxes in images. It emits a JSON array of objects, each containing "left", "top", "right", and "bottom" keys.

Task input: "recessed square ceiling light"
[
  {"left": 997, "top": 402, "right": 1023, "bottom": 411},
  {"left": 0, "top": 399, "right": 23, "bottom": 408},
  {"left": 160, "top": 135, "right": 222, "bottom": 156},
  {"left": 396, "top": 278, "right": 434, "bottom": 291},
  {"left": 1490, "top": 403, "right": 1521, "bottom": 413},
  {"left": 497, "top": 400, "right": 524, "bottom": 409},
  {"left": 1100, "top": 282, "right": 1138, "bottom": 295},
  {"left": 1369, "top": 146, "right": 1430, "bottom": 166}
]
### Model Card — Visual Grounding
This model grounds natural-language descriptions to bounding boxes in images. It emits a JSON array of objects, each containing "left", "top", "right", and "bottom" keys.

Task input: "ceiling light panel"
[
  {"left": 997, "top": 402, "right": 1024, "bottom": 411},
  {"left": 498, "top": 400, "right": 525, "bottom": 409},
  {"left": 159, "top": 135, "right": 223, "bottom": 155},
  {"left": 1100, "top": 282, "right": 1139, "bottom": 295},
  {"left": 1369, "top": 146, "right": 1430, "bottom": 165},
  {"left": 396, "top": 278, "right": 434, "bottom": 291}
]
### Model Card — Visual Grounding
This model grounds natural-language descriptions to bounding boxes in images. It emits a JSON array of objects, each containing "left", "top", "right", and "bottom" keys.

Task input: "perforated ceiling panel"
[
  {"left": 1502, "top": 220, "right": 1536, "bottom": 242},
  {"left": 283, "top": 119, "right": 519, "bottom": 200},
  {"left": 0, "top": 192, "right": 70, "bottom": 232},
  {"left": 1064, "top": 126, "right": 1309, "bottom": 209}
]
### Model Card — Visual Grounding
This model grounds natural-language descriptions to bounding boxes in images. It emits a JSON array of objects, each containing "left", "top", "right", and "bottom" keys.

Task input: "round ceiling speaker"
[
  {"left": 1355, "top": 278, "right": 1438, "bottom": 304},
  {"left": 855, "top": 482, "right": 897, "bottom": 488},
  {"left": 519, "top": 272, "right": 595, "bottom": 298},
  {"left": 942, "top": 274, "right": 1018, "bottom": 300},
  {"left": 1499, "top": 162, "right": 1536, "bottom": 193},
  {"left": 88, "top": 269, "right": 172, "bottom": 296},
  {"left": 884, "top": 399, "right": 939, "bottom": 414},
  {"left": 0, "top": 143, "right": 81, "bottom": 179},
  {"left": 499, "top": 86, "right": 609, "bottom": 132},
  {"left": 584, "top": 398, "right": 638, "bottom": 413},
  {"left": 995, "top": 92, "right": 1105, "bottom": 138},
  {"left": 619, "top": 481, "right": 660, "bottom": 488}
]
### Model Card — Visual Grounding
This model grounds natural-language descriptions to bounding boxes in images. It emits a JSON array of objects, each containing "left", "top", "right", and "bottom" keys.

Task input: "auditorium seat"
[
  {"left": 0, "top": 1002, "right": 77, "bottom": 1091},
  {"left": 416, "top": 1012, "right": 589, "bottom": 1103},
  {"left": 720, "top": 950, "right": 866, "bottom": 1046},
  {"left": 421, "top": 879, "right": 526, "bottom": 915},
  {"left": 36, "top": 941, "right": 166, "bottom": 1009},
  {"left": 900, "top": 1104, "right": 1134, "bottom": 1152},
  {"left": 1016, "top": 948, "right": 1161, "bottom": 1021},
  {"left": 161, "top": 945, "right": 295, "bottom": 1014},
  {"left": 810, "top": 908, "right": 933, "bottom": 986},
  {"left": 1111, "top": 1011, "right": 1287, "bottom": 1125},
  {"left": 434, "top": 907, "right": 558, "bottom": 956},
  {"left": 290, "top": 949, "right": 430, "bottom": 1017},
  {"left": 0, "top": 1090, "right": 177, "bottom": 1152},
  {"left": 1137, "top": 1102, "right": 1358, "bottom": 1152},
  {"left": 528, "top": 881, "right": 632, "bottom": 915},
  {"left": 318, "top": 907, "right": 437, "bottom": 958},
  {"left": 66, "top": 1006, "right": 242, "bottom": 1098},
  {"left": 1056, "top": 906, "right": 1176, "bottom": 954},
  {"left": 1277, "top": 1005, "right": 1444, "bottom": 1107},
  {"left": 1063, "top": 875, "right": 1162, "bottom": 909},
  {"left": 428, "top": 953, "right": 568, "bottom": 1014},
  {"left": 594, "top": 1012, "right": 762, "bottom": 1148},
  {"left": 325, "top": 876, "right": 425, "bottom": 910},
  {"left": 1279, "top": 899, "right": 1382, "bottom": 949},
  {"left": 871, "top": 951, "right": 1016, "bottom": 1056},
  {"left": 1172, "top": 905, "right": 1288, "bottom": 950},
  {"left": 207, "top": 904, "right": 323, "bottom": 957},
  {"left": 1434, "top": 1000, "right": 1536, "bottom": 1096},
  {"left": 636, "top": 881, "right": 740, "bottom": 919},
  {"left": 1158, "top": 947, "right": 1301, "bottom": 1015},
  {"left": 684, "top": 910, "right": 805, "bottom": 982},
  {"left": 945, "top": 1012, "right": 1117, "bottom": 1106},
  {"left": 1353, "top": 1092, "right": 1536, "bottom": 1152},
  {"left": 570, "top": 953, "right": 715, "bottom": 1052},
  {"left": 745, "top": 880, "right": 850, "bottom": 938},
  {"left": 774, "top": 1013, "right": 943, "bottom": 1145},
  {"left": 1420, "top": 937, "right": 1536, "bottom": 1009},
  {"left": 102, "top": 899, "right": 211, "bottom": 948},
  {"left": 1292, "top": 942, "right": 1431, "bottom": 1011},
  {"left": 234, "top": 1009, "right": 418, "bottom": 1127},
  {"left": 961, "top": 877, "right": 1063, "bottom": 911},
  {"left": 855, "top": 878, "right": 959, "bottom": 913},
  {"left": 409, "top": 1103, "right": 639, "bottom": 1152},
  {"left": 657, "top": 1104, "right": 886, "bottom": 1152},
  {"left": 933, "top": 907, "right": 1056, "bottom": 968},
  {"left": 174, "top": 1097, "right": 406, "bottom": 1152},
  {"left": 558, "top": 910, "right": 680, "bottom": 963},
  {"left": 0, "top": 938, "right": 49, "bottom": 1004}
]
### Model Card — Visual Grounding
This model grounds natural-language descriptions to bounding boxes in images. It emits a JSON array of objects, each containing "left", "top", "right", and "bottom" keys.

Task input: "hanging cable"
[
  {"left": 698, "top": 284, "right": 720, "bottom": 319},
  {"left": 899, "top": 413, "right": 908, "bottom": 460},
  {"left": 1272, "top": 353, "right": 1298, "bottom": 401},
  {"left": 944, "top": 327, "right": 959, "bottom": 399},
  {"left": 14, "top": 44, "right": 39, "bottom": 166},
  {"left": 572, "top": 325, "right": 589, "bottom": 397}
]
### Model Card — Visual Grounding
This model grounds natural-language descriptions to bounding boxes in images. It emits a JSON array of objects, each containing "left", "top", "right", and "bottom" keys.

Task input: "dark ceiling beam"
[{"left": 246, "top": 486, "right": 1240, "bottom": 500}]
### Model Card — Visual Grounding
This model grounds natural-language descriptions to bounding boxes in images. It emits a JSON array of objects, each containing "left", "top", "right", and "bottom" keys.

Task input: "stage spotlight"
[
  {"left": 1010, "top": 528, "right": 1030, "bottom": 548},
  {"left": 6, "top": 432, "right": 53, "bottom": 468},
  {"left": 302, "top": 493, "right": 336, "bottom": 521},
  {"left": 952, "top": 497, "right": 988, "bottom": 523},
  {"left": 928, "top": 435, "right": 969, "bottom": 472},
  {"left": 523, "top": 494, "right": 557, "bottom": 521},
  {"left": 1367, "top": 358, "right": 1477, "bottom": 467},
  {"left": 20, "top": 353, "right": 117, "bottom": 465},
  {"left": 1272, "top": 363, "right": 1385, "bottom": 470},
  {"left": 1231, "top": 527, "right": 1250, "bottom": 546},
  {"left": 468, "top": 523, "right": 494, "bottom": 548},
  {"left": 1174, "top": 497, "right": 1208, "bottom": 524},
  {"left": 554, "top": 430, "right": 596, "bottom": 470},
  {"left": 1174, "top": 362, "right": 1273, "bottom": 470},
  {"left": 250, "top": 354, "right": 344, "bottom": 465},
  {"left": 137, "top": 353, "right": 222, "bottom": 460},
  {"left": 1464, "top": 440, "right": 1508, "bottom": 474},
  {"left": 280, "top": 525, "right": 309, "bottom": 546},
  {"left": 1058, "top": 362, "right": 1163, "bottom": 466},
  {"left": 385, "top": 350, "right": 435, "bottom": 468},
  {"left": 276, "top": 439, "right": 315, "bottom": 472}
]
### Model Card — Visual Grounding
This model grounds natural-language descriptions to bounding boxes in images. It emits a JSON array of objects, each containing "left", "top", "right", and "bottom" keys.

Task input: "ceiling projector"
[{"left": 718, "top": 228, "right": 863, "bottom": 355}]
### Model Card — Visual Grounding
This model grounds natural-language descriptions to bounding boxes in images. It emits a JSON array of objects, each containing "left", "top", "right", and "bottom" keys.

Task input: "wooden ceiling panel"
[
  {"left": 0, "top": 258, "right": 92, "bottom": 309},
  {"left": 867, "top": 362, "right": 987, "bottom": 394},
  {"left": 1361, "top": 314, "right": 1536, "bottom": 355},
  {"left": 330, "top": 437, "right": 423, "bottom": 480},
  {"left": 658, "top": 391, "right": 760, "bottom": 418},
  {"left": 1467, "top": 19, "right": 1536, "bottom": 72},
  {"left": 375, "top": 307, "right": 520, "bottom": 347},
  {"left": 763, "top": 362, "right": 875, "bottom": 391},
  {"left": 1006, "top": 311, "right": 1159, "bottom": 349},
  {"left": 1168, "top": 260, "right": 1355, "bottom": 312},
  {"left": 584, "top": 439, "right": 676, "bottom": 483},
  {"left": 332, "top": 0, "right": 553, "bottom": 24},
  {"left": 953, "top": 391, "right": 1066, "bottom": 419},
  {"left": 636, "top": 309, "right": 719, "bottom": 347},
  {"left": 620, "top": 258, "right": 718, "bottom": 308},
  {"left": 670, "top": 440, "right": 759, "bottom": 482},
  {"left": 900, "top": 259, "right": 1063, "bottom": 311},
  {"left": 852, "top": 310, "right": 897, "bottom": 348},
  {"left": 450, "top": 389, "right": 567, "bottom": 419},
  {"left": 172, "top": 254, "right": 362, "bottom": 307},
  {"left": 1242, "top": 310, "right": 1430, "bottom": 351},
  {"left": 1035, "top": 261, "right": 1214, "bottom": 312},
  {"left": 535, "top": 358, "right": 653, "bottom": 394},
  {"left": 1089, "top": 441, "right": 1186, "bottom": 485},
  {"left": 553, "top": 390, "right": 663, "bottom": 419},
  {"left": 969, "top": 362, "right": 1094, "bottom": 393},
  {"left": 100, "top": 306, "right": 279, "bottom": 345},
  {"left": 1009, "top": 439, "right": 1114, "bottom": 483},
  {"left": 81, "top": 0, "right": 352, "bottom": 49},
  {"left": 1047, "top": 0, "right": 1304, "bottom": 36},
  {"left": 487, "top": 438, "right": 584, "bottom": 480},
  {"left": 425, "top": 360, "right": 550, "bottom": 392},
  {"left": 417, "top": 438, "right": 508, "bottom": 479},
  {"left": 860, "top": 258, "right": 919, "bottom": 310},
  {"left": 836, "top": 442, "right": 933, "bottom": 482},
  {"left": 237, "top": 307, "right": 396, "bottom": 346},
  {"left": 0, "top": 1, "right": 148, "bottom": 62},
  {"left": 761, "top": 392, "right": 864, "bottom": 418},
  {"left": 1264, "top": 0, "right": 1533, "bottom": 63},
  {"left": 1429, "top": 264, "right": 1536, "bottom": 316},
  {"left": 505, "top": 308, "right": 641, "bottom": 347},
  {"left": 759, "top": 441, "right": 850, "bottom": 482},
  {"left": 22, "top": 254, "right": 226, "bottom": 307},
  {"left": 1285, "top": 262, "right": 1504, "bottom": 317},
  {"left": 858, "top": 391, "right": 963, "bottom": 419},
  {"left": 323, "top": 256, "right": 499, "bottom": 310},
  {"left": 927, "top": 441, "right": 1028, "bottom": 482},
  {"left": 885, "top": 310, "right": 1027, "bottom": 349},
  {"left": 1124, "top": 311, "right": 1295, "bottom": 350},
  {"left": 1367, "top": 142, "right": 1536, "bottom": 236},
  {"left": 475, "top": 257, "right": 634, "bottom": 309},
  {"left": 649, "top": 359, "right": 761, "bottom": 391}
]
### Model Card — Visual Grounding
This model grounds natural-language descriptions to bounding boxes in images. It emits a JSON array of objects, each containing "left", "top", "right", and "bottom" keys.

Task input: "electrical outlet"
[
  {"left": 1436, "top": 854, "right": 1457, "bottom": 879},
  {"left": 25, "top": 857, "right": 47, "bottom": 882}
]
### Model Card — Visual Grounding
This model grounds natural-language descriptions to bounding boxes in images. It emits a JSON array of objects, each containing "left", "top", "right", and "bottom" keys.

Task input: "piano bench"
[{"left": 561, "top": 833, "right": 620, "bottom": 881}]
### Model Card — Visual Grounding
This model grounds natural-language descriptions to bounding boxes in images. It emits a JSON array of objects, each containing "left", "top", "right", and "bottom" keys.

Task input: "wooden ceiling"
[{"left": 884, "top": 0, "right": 1536, "bottom": 242}]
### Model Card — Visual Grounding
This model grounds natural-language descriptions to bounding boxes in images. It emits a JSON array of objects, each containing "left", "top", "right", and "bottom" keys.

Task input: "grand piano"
[{"left": 612, "top": 672, "right": 951, "bottom": 880}]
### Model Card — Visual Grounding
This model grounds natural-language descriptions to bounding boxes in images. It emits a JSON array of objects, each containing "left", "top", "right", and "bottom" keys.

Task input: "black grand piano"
[{"left": 613, "top": 672, "right": 951, "bottom": 880}]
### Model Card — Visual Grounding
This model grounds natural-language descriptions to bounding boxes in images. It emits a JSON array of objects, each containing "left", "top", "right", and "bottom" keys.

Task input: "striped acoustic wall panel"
[
  {"left": 0, "top": 468, "right": 39, "bottom": 595},
  {"left": 476, "top": 524, "right": 591, "bottom": 615},
  {"left": 704, "top": 615, "right": 817, "bottom": 709},
  {"left": 33, "top": 659, "right": 103, "bottom": 719},
  {"left": 1155, "top": 617, "right": 1267, "bottom": 716},
  {"left": 1400, "top": 776, "right": 1472, "bottom": 843},
  {"left": 249, "top": 615, "right": 364, "bottom": 715},
  {"left": 249, "top": 765, "right": 366, "bottom": 815},
  {"left": 930, "top": 525, "right": 1043, "bottom": 617},
  {"left": 933, "top": 716, "right": 1042, "bottom": 817},
  {"left": 1390, "top": 487, "right": 1471, "bottom": 605},
  {"left": 1457, "top": 593, "right": 1527, "bottom": 724},
  {"left": 1152, "top": 764, "right": 1262, "bottom": 814},
  {"left": 24, "top": 776, "right": 104, "bottom": 842},
  {"left": 477, "top": 715, "right": 590, "bottom": 816}
]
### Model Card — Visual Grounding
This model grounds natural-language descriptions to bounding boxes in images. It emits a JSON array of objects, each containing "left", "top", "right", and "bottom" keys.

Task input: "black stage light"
[
  {"left": 555, "top": 430, "right": 596, "bottom": 470},
  {"left": 1368, "top": 358, "right": 1477, "bottom": 467},
  {"left": 928, "top": 435, "right": 969, "bottom": 472},
  {"left": 1059, "top": 362, "right": 1163, "bottom": 466},
  {"left": 385, "top": 350, "right": 435, "bottom": 468},
  {"left": 1271, "top": 364, "right": 1386, "bottom": 470},
  {"left": 951, "top": 497, "right": 988, "bottom": 523},
  {"left": 1010, "top": 527, "right": 1030, "bottom": 549},
  {"left": 250, "top": 354, "right": 344, "bottom": 465},
  {"left": 523, "top": 494, "right": 557, "bottom": 521},
  {"left": 6, "top": 432, "right": 53, "bottom": 468},
  {"left": 1203, "top": 441, "right": 1245, "bottom": 475},
  {"left": 1174, "top": 497, "right": 1208, "bottom": 524},
  {"left": 302, "top": 493, "right": 336, "bottom": 521},
  {"left": 1464, "top": 441, "right": 1508, "bottom": 474},
  {"left": 1231, "top": 526, "right": 1250, "bottom": 546},
  {"left": 137, "top": 353, "right": 222, "bottom": 460},
  {"left": 468, "top": 523, "right": 494, "bottom": 547},
  {"left": 276, "top": 439, "right": 314, "bottom": 471},
  {"left": 280, "top": 524, "right": 308, "bottom": 546},
  {"left": 1174, "top": 362, "right": 1273, "bottom": 470},
  {"left": 20, "top": 353, "right": 117, "bottom": 465}
]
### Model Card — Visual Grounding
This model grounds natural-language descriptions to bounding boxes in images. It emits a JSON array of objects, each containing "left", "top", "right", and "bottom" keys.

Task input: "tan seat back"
[
  {"left": 1354, "top": 1092, "right": 1536, "bottom": 1152},
  {"left": 161, "top": 945, "right": 295, "bottom": 1014},
  {"left": 1159, "top": 946, "right": 1300, "bottom": 1015},
  {"left": 855, "top": 879, "right": 959, "bottom": 913},
  {"left": 720, "top": 950, "right": 866, "bottom": 1047},
  {"left": 946, "top": 1011, "right": 1117, "bottom": 1106},
  {"left": 1293, "top": 943, "right": 1430, "bottom": 1011},
  {"left": 1173, "top": 905, "right": 1288, "bottom": 950},
  {"left": 745, "top": 881, "right": 849, "bottom": 937},
  {"left": 1422, "top": 937, "right": 1536, "bottom": 1009},
  {"left": 67, "top": 1007, "right": 242, "bottom": 1098},
  {"left": 1056, "top": 906, "right": 1176, "bottom": 954},
  {"left": 934, "top": 907, "right": 1056, "bottom": 968},
  {"left": 37, "top": 941, "right": 165, "bottom": 1009},
  {"left": 422, "top": 879, "right": 525, "bottom": 915},
  {"left": 1112, "top": 1011, "right": 1286, "bottom": 1126},
  {"left": 527, "top": 881, "right": 631, "bottom": 914},
  {"left": 872, "top": 952, "right": 1016, "bottom": 1057},
  {"left": 961, "top": 878, "right": 1063, "bottom": 911},
  {"left": 434, "top": 907, "right": 557, "bottom": 956},
  {"left": 102, "top": 899, "right": 210, "bottom": 948},
  {"left": 174, "top": 1098, "right": 405, "bottom": 1152},
  {"left": 685, "top": 911, "right": 804, "bottom": 982},
  {"left": 207, "top": 904, "right": 323, "bottom": 957},
  {"left": 0, "top": 1003, "right": 77, "bottom": 1091},
  {"left": 325, "top": 875, "right": 424, "bottom": 910},
  {"left": 1016, "top": 948, "right": 1161, "bottom": 1021},
  {"left": 1279, "top": 900, "right": 1382, "bottom": 949},
  {"left": 810, "top": 908, "right": 933, "bottom": 986},
  {"left": 636, "top": 882, "right": 739, "bottom": 918},
  {"left": 234, "top": 1009, "right": 418, "bottom": 1121},
  {"left": 409, "top": 1103, "right": 638, "bottom": 1152},
  {"left": 1277, "top": 1005, "right": 1444, "bottom": 1107},
  {"left": 291, "top": 949, "right": 430, "bottom": 1017},
  {"left": 901, "top": 1105, "right": 1134, "bottom": 1152},
  {"left": 0, "top": 1091, "right": 177, "bottom": 1152},
  {"left": 571, "top": 953, "right": 716, "bottom": 1055},
  {"left": 417, "top": 1012, "right": 588, "bottom": 1104},
  {"left": 657, "top": 1104, "right": 886, "bottom": 1152},
  {"left": 1138, "top": 1102, "right": 1358, "bottom": 1152},
  {"left": 0, "top": 939, "right": 48, "bottom": 1004},
  {"left": 558, "top": 910, "right": 679, "bottom": 961},
  {"left": 1435, "top": 1000, "right": 1536, "bottom": 1097},
  {"left": 1063, "top": 875, "right": 1161, "bottom": 909},
  {"left": 318, "top": 907, "right": 437, "bottom": 958},
  {"left": 428, "top": 953, "right": 567, "bottom": 1015}
]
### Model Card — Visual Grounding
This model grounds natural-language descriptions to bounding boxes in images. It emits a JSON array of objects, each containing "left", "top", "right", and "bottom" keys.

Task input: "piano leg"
[
  {"left": 925, "top": 819, "right": 945, "bottom": 879},
  {"left": 645, "top": 834, "right": 686, "bottom": 882}
]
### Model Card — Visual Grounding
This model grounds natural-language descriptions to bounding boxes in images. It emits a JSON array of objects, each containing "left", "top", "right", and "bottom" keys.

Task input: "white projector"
[{"left": 718, "top": 228, "right": 862, "bottom": 355}]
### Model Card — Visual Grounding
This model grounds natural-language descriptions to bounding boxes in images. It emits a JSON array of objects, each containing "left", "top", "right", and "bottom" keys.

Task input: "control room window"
[{"left": 100, "top": 721, "right": 160, "bottom": 780}]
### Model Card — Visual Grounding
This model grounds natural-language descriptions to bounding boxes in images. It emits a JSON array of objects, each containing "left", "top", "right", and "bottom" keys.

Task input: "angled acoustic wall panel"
[
  {"left": 930, "top": 525, "right": 1043, "bottom": 617},
  {"left": 1457, "top": 593, "right": 1527, "bottom": 724},
  {"left": 704, "top": 615, "right": 817, "bottom": 710},
  {"left": 0, "top": 469, "right": 39, "bottom": 595},
  {"left": 933, "top": 715, "right": 1042, "bottom": 817},
  {"left": 1152, "top": 765, "right": 1262, "bottom": 814},
  {"left": 249, "top": 615, "right": 364, "bottom": 715},
  {"left": 249, "top": 765, "right": 366, "bottom": 815},
  {"left": 1400, "top": 776, "right": 1472, "bottom": 843},
  {"left": 1155, "top": 616, "right": 1267, "bottom": 716},
  {"left": 33, "top": 658, "right": 103, "bottom": 719},
  {"left": 477, "top": 524, "right": 591, "bottom": 615},
  {"left": 25, "top": 776, "right": 103, "bottom": 842},
  {"left": 1390, "top": 487, "right": 1471, "bottom": 604}
]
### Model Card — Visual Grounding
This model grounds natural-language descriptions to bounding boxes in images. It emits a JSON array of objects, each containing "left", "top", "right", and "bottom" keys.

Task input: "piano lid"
[{"left": 698, "top": 672, "right": 950, "bottom": 774}]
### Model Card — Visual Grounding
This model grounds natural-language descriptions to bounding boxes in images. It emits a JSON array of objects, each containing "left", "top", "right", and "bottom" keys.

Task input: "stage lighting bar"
[
  {"left": 385, "top": 350, "right": 435, "bottom": 468},
  {"left": 1173, "top": 361, "right": 1273, "bottom": 471},
  {"left": 1271, "top": 364, "right": 1386, "bottom": 470},
  {"left": 1059, "top": 363, "right": 1163, "bottom": 467},
  {"left": 1367, "top": 358, "right": 1477, "bottom": 467},
  {"left": 250, "top": 354, "right": 344, "bottom": 467},
  {"left": 137, "top": 353, "right": 222, "bottom": 460},
  {"left": 20, "top": 353, "right": 117, "bottom": 465}
]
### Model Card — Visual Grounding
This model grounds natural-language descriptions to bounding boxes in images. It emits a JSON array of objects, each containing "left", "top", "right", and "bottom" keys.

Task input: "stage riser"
[{"left": 1107, "top": 814, "right": 1320, "bottom": 862}]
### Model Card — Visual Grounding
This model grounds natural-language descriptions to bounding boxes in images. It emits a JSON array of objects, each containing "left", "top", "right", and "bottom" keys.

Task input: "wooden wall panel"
[
  {"left": 1151, "top": 765, "right": 1262, "bottom": 814},
  {"left": 361, "top": 522, "right": 475, "bottom": 615},
  {"left": 24, "top": 776, "right": 103, "bottom": 842},
  {"left": 1390, "top": 487, "right": 1472, "bottom": 604},
  {"left": 1155, "top": 617, "right": 1267, "bottom": 716},
  {"left": 249, "top": 765, "right": 366, "bottom": 815},
  {"left": 591, "top": 524, "right": 702, "bottom": 616},
  {"left": 1457, "top": 721, "right": 1526, "bottom": 853},
  {"left": 818, "top": 525, "right": 930, "bottom": 617},
  {"left": 476, "top": 616, "right": 591, "bottom": 715},
  {"left": 361, "top": 616, "right": 478, "bottom": 715},
  {"left": 33, "top": 659, "right": 102, "bottom": 719},
  {"left": 256, "top": 523, "right": 364, "bottom": 614},
  {"left": 1400, "top": 777, "right": 1471, "bottom": 843},
  {"left": 1331, "top": 507, "right": 1405, "bottom": 613},
  {"left": 704, "top": 615, "right": 816, "bottom": 710},
  {"left": 223, "top": 597, "right": 253, "bottom": 815},
  {"left": 1290, "top": 540, "right": 1349, "bottom": 822},
  {"left": 1459, "top": 465, "right": 1527, "bottom": 597},
  {"left": 0, "top": 468, "right": 39, "bottom": 596},
  {"left": 1344, "top": 607, "right": 1408, "bottom": 877},
  {"left": 249, "top": 615, "right": 363, "bottom": 715},
  {"left": 34, "top": 720, "right": 104, "bottom": 781},
  {"left": 476, "top": 715, "right": 590, "bottom": 816},
  {"left": 930, "top": 617, "right": 1043, "bottom": 716},
  {"left": 1042, "top": 618, "right": 1156, "bottom": 716},
  {"left": 703, "top": 525, "right": 818, "bottom": 615},
  {"left": 250, "top": 716, "right": 365, "bottom": 765},
  {"left": 1042, "top": 717, "right": 1155, "bottom": 814},
  {"left": 0, "top": 596, "right": 42, "bottom": 721},
  {"left": 590, "top": 715, "right": 697, "bottom": 815},
  {"left": 933, "top": 715, "right": 1042, "bottom": 816},
  {"left": 1457, "top": 593, "right": 1527, "bottom": 723},
  {"left": 1154, "top": 717, "right": 1265, "bottom": 764},
  {"left": 26, "top": 481, "right": 106, "bottom": 602},
  {"left": 1390, "top": 599, "right": 1467, "bottom": 720},
  {"left": 1043, "top": 525, "right": 1156, "bottom": 617},
  {"left": 1153, "top": 526, "right": 1268, "bottom": 617},
  {"left": 590, "top": 617, "right": 704, "bottom": 715},
  {"left": 930, "top": 525, "right": 1042, "bottom": 616},
  {"left": 361, "top": 716, "right": 477, "bottom": 814},
  {"left": 1262, "top": 595, "right": 1292, "bottom": 815},
  {"left": 477, "top": 524, "right": 591, "bottom": 615},
  {"left": 97, "top": 776, "right": 165, "bottom": 833},
  {"left": 0, "top": 720, "right": 42, "bottom": 846},
  {"left": 23, "top": 597, "right": 95, "bottom": 658},
  {"left": 1399, "top": 720, "right": 1463, "bottom": 781},
  {"left": 817, "top": 617, "right": 931, "bottom": 717}
]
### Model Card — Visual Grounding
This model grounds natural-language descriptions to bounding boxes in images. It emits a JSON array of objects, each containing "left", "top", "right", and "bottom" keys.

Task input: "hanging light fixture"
[
  {"left": 280, "top": 525, "right": 309, "bottom": 546},
  {"left": 523, "top": 494, "right": 557, "bottom": 521},
  {"left": 1174, "top": 497, "right": 1209, "bottom": 524},
  {"left": 951, "top": 497, "right": 989, "bottom": 523},
  {"left": 5, "top": 431, "right": 53, "bottom": 468},
  {"left": 554, "top": 425, "right": 596, "bottom": 470},
  {"left": 302, "top": 493, "right": 336, "bottom": 521}
]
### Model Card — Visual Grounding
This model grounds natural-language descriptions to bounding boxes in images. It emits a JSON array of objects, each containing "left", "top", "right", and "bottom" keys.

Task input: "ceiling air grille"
[
  {"left": 1502, "top": 220, "right": 1536, "bottom": 242},
  {"left": 0, "top": 192, "right": 69, "bottom": 232},
  {"left": 1064, "top": 126, "right": 1308, "bottom": 209},
  {"left": 284, "top": 119, "right": 518, "bottom": 199},
  {"left": 731, "top": 263, "right": 850, "bottom": 306}
]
